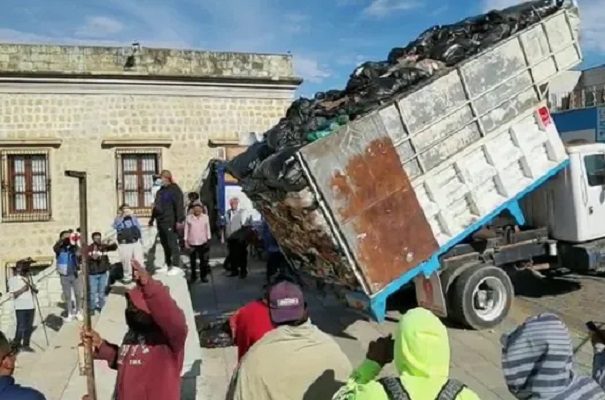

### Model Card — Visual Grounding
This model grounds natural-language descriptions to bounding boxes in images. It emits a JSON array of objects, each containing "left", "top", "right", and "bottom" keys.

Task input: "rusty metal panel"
[{"left": 300, "top": 116, "right": 439, "bottom": 293}]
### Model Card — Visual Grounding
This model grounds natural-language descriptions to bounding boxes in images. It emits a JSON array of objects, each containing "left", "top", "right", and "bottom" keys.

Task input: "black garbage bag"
[
  {"left": 255, "top": 148, "right": 306, "bottom": 192},
  {"left": 226, "top": 141, "right": 273, "bottom": 181},
  {"left": 199, "top": 318, "right": 233, "bottom": 349},
  {"left": 346, "top": 61, "right": 391, "bottom": 91}
]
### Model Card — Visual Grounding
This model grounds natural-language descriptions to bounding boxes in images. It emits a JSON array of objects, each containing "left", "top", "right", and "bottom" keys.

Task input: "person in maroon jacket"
[{"left": 81, "top": 260, "right": 187, "bottom": 400}]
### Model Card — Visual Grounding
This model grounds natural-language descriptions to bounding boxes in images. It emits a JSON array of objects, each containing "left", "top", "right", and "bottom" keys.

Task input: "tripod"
[{"left": 24, "top": 272, "right": 50, "bottom": 347}]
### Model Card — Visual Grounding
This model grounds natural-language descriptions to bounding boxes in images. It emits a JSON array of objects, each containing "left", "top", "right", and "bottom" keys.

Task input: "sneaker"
[
  {"left": 166, "top": 267, "right": 183, "bottom": 277},
  {"left": 76, "top": 312, "right": 84, "bottom": 322},
  {"left": 20, "top": 346, "right": 35, "bottom": 353},
  {"left": 200, "top": 277, "right": 209, "bottom": 283},
  {"left": 63, "top": 314, "right": 74, "bottom": 323}
]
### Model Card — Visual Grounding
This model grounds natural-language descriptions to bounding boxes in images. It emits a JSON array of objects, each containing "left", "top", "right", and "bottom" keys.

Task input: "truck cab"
[{"left": 525, "top": 143, "right": 605, "bottom": 243}]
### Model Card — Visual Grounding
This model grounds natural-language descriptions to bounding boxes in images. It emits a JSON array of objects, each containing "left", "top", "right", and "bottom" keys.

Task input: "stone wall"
[{"left": 0, "top": 43, "right": 299, "bottom": 82}]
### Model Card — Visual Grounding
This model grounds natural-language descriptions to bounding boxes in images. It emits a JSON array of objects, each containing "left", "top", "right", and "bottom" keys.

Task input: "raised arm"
[{"left": 132, "top": 261, "right": 187, "bottom": 354}]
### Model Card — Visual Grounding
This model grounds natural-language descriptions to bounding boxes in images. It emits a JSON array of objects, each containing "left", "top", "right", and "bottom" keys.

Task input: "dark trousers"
[
  {"left": 158, "top": 224, "right": 180, "bottom": 267},
  {"left": 227, "top": 238, "right": 248, "bottom": 276},
  {"left": 190, "top": 243, "right": 210, "bottom": 280},
  {"left": 267, "top": 251, "right": 286, "bottom": 281},
  {"left": 14, "top": 309, "right": 35, "bottom": 347}
]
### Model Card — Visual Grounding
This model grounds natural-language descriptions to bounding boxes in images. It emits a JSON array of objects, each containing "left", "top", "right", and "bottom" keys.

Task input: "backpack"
[{"left": 378, "top": 377, "right": 466, "bottom": 400}]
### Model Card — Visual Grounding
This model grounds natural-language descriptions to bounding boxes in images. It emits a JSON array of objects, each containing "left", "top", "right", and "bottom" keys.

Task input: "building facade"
[
  {"left": 549, "top": 65, "right": 605, "bottom": 143},
  {"left": 0, "top": 43, "right": 299, "bottom": 332}
]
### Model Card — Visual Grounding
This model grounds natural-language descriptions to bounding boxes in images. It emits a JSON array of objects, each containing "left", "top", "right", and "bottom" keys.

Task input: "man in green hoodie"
[{"left": 333, "top": 307, "right": 479, "bottom": 400}]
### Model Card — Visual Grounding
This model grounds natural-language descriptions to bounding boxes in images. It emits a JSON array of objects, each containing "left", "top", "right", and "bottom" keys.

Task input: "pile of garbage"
[{"left": 228, "top": 0, "right": 564, "bottom": 199}]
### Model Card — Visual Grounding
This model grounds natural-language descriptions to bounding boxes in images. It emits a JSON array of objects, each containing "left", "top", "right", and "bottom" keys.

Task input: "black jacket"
[
  {"left": 87, "top": 243, "right": 118, "bottom": 275},
  {"left": 152, "top": 183, "right": 185, "bottom": 227}
]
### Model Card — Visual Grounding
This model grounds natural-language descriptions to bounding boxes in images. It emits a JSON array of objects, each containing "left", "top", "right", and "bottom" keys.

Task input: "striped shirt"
[{"left": 502, "top": 313, "right": 605, "bottom": 400}]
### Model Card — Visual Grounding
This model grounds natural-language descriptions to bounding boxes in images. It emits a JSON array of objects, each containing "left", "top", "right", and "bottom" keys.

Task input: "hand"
[
  {"left": 591, "top": 329, "right": 605, "bottom": 346},
  {"left": 366, "top": 335, "right": 395, "bottom": 366},
  {"left": 184, "top": 242, "right": 191, "bottom": 250},
  {"left": 148, "top": 220, "right": 154, "bottom": 227},
  {"left": 131, "top": 260, "right": 150, "bottom": 286},
  {"left": 80, "top": 327, "right": 102, "bottom": 351}
]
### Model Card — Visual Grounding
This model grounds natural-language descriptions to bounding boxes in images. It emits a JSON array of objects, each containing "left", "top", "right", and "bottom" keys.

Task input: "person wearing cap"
[
  {"left": 81, "top": 260, "right": 187, "bottom": 400},
  {"left": 0, "top": 330, "right": 46, "bottom": 399},
  {"left": 333, "top": 307, "right": 479, "bottom": 400},
  {"left": 229, "top": 281, "right": 352, "bottom": 400},
  {"left": 113, "top": 204, "right": 144, "bottom": 284},
  {"left": 184, "top": 200, "right": 212, "bottom": 283},
  {"left": 150, "top": 169, "right": 185, "bottom": 276}
]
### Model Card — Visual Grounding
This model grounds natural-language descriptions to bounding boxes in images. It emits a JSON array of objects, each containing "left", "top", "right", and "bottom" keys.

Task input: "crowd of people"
[{"left": 4, "top": 169, "right": 605, "bottom": 400}]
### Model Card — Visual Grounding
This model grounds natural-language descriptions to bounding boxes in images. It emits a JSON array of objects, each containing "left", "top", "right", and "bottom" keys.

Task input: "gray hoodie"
[{"left": 501, "top": 313, "right": 605, "bottom": 400}]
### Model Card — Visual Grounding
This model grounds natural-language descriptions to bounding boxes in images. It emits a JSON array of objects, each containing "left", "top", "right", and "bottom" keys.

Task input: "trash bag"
[
  {"left": 226, "top": 141, "right": 273, "bottom": 181},
  {"left": 199, "top": 318, "right": 233, "bottom": 349},
  {"left": 255, "top": 148, "right": 306, "bottom": 192}
]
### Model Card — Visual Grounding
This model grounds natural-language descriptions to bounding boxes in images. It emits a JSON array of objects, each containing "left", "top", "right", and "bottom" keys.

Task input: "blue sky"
[{"left": 0, "top": 0, "right": 604, "bottom": 97}]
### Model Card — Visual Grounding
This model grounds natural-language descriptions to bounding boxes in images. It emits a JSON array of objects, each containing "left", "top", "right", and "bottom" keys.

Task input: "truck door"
[{"left": 582, "top": 152, "right": 605, "bottom": 239}]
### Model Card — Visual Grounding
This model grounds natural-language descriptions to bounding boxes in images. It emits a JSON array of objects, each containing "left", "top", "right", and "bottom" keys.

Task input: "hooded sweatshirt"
[
  {"left": 333, "top": 308, "right": 479, "bottom": 400},
  {"left": 501, "top": 313, "right": 605, "bottom": 400},
  {"left": 94, "top": 279, "right": 187, "bottom": 400}
]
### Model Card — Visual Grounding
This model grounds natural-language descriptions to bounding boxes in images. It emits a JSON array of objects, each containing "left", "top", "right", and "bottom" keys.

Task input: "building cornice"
[
  {"left": 0, "top": 76, "right": 298, "bottom": 99},
  {"left": 0, "top": 138, "right": 62, "bottom": 148},
  {"left": 101, "top": 138, "right": 173, "bottom": 148}
]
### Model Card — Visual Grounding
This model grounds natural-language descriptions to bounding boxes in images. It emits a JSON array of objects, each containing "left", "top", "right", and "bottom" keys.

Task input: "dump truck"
[{"left": 231, "top": 1, "right": 590, "bottom": 329}]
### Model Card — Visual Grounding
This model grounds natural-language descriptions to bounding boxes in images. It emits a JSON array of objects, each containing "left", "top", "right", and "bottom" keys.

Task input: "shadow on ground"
[{"left": 511, "top": 269, "right": 582, "bottom": 298}]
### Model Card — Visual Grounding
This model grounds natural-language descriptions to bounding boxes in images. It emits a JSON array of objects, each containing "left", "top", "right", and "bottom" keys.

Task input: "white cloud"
[
  {"left": 0, "top": 27, "right": 124, "bottom": 47},
  {"left": 294, "top": 55, "right": 331, "bottom": 83},
  {"left": 363, "top": 0, "right": 421, "bottom": 18},
  {"left": 75, "top": 16, "right": 124, "bottom": 38}
]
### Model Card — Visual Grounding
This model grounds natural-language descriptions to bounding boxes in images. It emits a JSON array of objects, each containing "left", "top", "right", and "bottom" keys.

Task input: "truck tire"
[{"left": 449, "top": 264, "right": 513, "bottom": 330}]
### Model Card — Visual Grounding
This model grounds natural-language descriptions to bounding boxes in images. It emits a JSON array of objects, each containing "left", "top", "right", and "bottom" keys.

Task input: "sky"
[{"left": 0, "top": 0, "right": 604, "bottom": 97}]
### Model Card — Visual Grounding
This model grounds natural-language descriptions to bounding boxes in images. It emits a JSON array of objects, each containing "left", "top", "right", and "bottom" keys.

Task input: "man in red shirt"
[
  {"left": 81, "top": 260, "right": 187, "bottom": 400},
  {"left": 228, "top": 278, "right": 298, "bottom": 361}
]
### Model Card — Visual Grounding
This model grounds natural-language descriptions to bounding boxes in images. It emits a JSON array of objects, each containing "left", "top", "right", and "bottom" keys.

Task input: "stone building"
[{"left": 0, "top": 43, "right": 300, "bottom": 333}]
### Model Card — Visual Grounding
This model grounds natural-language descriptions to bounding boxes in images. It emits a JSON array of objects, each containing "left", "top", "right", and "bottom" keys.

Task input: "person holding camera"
[
  {"left": 54, "top": 230, "right": 83, "bottom": 323},
  {"left": 8, "top": 261, "right": 38, "bottom": 353},
  {"left": 113, "top": 204, "right": 144, "bottom": 284}
]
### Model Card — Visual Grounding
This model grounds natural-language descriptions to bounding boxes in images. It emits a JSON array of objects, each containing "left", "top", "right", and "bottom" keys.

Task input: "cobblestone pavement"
[{"left": 192, "top": 252, "right": 605, "bottom": 400}]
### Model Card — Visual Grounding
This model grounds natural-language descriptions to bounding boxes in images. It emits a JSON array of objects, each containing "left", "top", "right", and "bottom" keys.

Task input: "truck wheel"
[{"left": 449, "top": 264, "right": 513, "bottom": 330}]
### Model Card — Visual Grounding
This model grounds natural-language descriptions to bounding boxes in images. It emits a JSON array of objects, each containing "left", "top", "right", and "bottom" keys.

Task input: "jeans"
[
  {"left": 14, "top": 308, "right": 35, "bottom": 347},
  {"left": 89, "top": 273, "right": 108, "bottom": 311},
  {"left": 158, "top": 224, "right": 180, "bottom": 267},
  {"left": 189, "top": 243, "right": 210, "bottom": 280},
  {"left": 227, "top": 237, "right": 248, "bottom": 276},
  {"left": 118, "top": 242, "right": 144, "bottom": 281},
  {"left": 60, "top": 274, "right": 82, "bottom": 316}
]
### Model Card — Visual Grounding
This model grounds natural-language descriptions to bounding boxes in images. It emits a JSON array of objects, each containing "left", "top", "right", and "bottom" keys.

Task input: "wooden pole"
[{"left": 65, "top": 170, "right": 97, "bottom": 400}]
